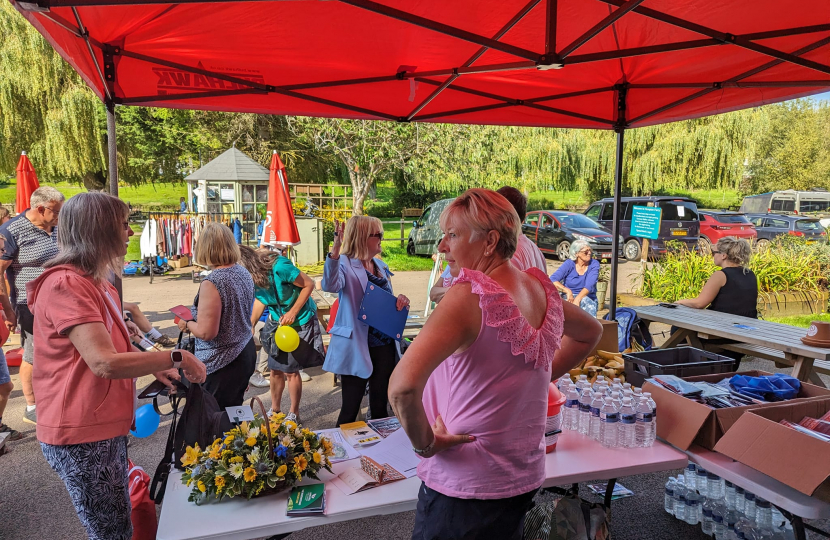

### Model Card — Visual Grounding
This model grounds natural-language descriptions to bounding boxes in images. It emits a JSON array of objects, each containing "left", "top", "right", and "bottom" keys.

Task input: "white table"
[
  {"left": 157, "top": 432, "right": 687, "bottom": 540},
  {"left": 686, "top": 445, "right": 830, "bottom": 540}
]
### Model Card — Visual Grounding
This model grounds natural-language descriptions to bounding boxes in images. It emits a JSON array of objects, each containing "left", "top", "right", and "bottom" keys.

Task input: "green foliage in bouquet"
[{"left": 180, "top": 412, "right": 334, "bottom": 504}]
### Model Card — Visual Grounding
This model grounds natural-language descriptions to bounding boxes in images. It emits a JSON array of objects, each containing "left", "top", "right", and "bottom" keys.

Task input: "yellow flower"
[
  {"left": 240, "top": 421, "right": 249, "bottom": 435},
  {"left": 197, "top": 481, "right": 207, "bottom": 493},
  {"left": 313, "top": 452, "right": 322, "bottom": 464},
  {"left": 230, "top": 456, "right": 244, "bottom": 463},
  {"left": 243, "top": 467, "right": 257, "bottom": 482},
  {"left": 294, "top": 455, "right": 308, "bottom": 472},
  {"left": 301, "top": 428, "right": 312, "bottom": 436},
  {"left": 272, "top": 411, "right": 286, "bottom": 423},
  {"left": 208, "top": 446, "right": 222, "bottom": 460},
  {"left": 224, "top": 435, "right": 234, "bottom": 445},
  {"left": 303, "top": 440, "right": 310, "bottom": 452},
  {"left": 276, "top": 464, "right": 288, "bottom": 477},
  {"left": 245, "top": 437, "right": 257, "bottom": 447},
  {"left": 285, "top": 420, "right": 297, "bottom": 431},
  {"left": 212, "top": 438, "right": 222, "bottom": 447},
  {"left": 180, "top": 445, "right": 201, "bottom": 467},
  {"left": 214, "top": 475, "right": 226, "bottom": 490}
]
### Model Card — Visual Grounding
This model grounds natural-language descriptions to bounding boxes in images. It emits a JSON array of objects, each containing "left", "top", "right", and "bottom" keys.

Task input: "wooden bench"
[{"left": 711, "top": 342, "right": 830, "bottom": 386}]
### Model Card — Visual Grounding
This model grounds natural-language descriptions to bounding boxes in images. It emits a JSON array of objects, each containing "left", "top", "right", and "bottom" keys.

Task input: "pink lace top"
[{"left": 418, "top": 267, "right": 564, "bottom": 499}]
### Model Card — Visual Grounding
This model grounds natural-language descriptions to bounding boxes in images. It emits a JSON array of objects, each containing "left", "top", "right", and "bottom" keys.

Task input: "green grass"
[
  {"left": 379, "top": 220, "right": 434, "bottom": 271},
  {"left": 126, "top": 224, "right": 143, "bottom": 262},
  {"left": 0, "top": 180, "right": 187, "bottom": 209},
  {"left": 766, "top": 313, "right": 830, "bottom": 328}
]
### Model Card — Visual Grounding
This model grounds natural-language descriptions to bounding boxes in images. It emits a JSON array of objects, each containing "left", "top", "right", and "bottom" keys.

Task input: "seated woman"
[
  {"left": 675, "top": 237, "right": 757, "bottom": 368},
  {"left": 389, "top": 189, "right": 602, "bottom": 540},
  {"left": 550, "top": 239, "right": 600, "bottom": 317}
]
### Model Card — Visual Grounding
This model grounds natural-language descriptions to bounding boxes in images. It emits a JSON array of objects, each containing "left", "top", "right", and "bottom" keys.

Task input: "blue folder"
[{"left": 358, "top": 283, "right": 409, "bottom": 341}]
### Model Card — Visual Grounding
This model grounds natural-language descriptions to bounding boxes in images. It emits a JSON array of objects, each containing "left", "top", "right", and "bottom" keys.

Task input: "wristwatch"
[
  {"left": 170, "top": 350, "right": 183, "bottom": 370},
  {"left": 412, "top": 438, "right": 436, "bottom": 457}
]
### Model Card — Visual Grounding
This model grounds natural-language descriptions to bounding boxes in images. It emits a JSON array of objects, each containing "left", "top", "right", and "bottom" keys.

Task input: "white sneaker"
[
  {"left": 249, "top": 372, "right": 269, "bottom": 388},
  {"left": 299, "top": 370, "right": 311, "bottom": 382},
  {"left": 285, "top": 412, "right": 301, "bottom": 425}
]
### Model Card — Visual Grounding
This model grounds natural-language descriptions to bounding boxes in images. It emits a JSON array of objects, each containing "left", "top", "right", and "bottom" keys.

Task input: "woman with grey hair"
[
  {"left": 389, "top": 188, "right": 602, "bottom": 540},
  {"left": 550, "top": 238, "right": 601, "bottom": 317},
  {"left": 28, "top": 192, "right": 206, "bottom": 540}
]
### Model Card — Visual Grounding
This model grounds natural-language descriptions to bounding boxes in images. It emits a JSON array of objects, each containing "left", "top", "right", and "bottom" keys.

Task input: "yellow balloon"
[{"left": 275, "top": 325, "right": 300, "bottom": 352}]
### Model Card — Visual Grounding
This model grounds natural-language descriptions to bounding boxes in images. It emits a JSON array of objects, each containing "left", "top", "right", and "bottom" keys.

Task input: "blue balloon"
[{"left": 130, "top": 403, "right": 160, "bottom": 438}]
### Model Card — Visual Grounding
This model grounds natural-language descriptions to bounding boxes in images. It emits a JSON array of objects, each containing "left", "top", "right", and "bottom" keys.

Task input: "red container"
[
  {"left": 5, "top": 347, "right": 22, "bottom": 367},
  {"left": 545, "top": 382, "right": 566, "bottom": 453}
]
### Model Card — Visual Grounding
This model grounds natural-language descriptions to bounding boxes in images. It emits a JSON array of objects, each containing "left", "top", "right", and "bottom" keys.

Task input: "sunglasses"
[
  {"left": 711, "top": 250, "right": 721, "bottom": 255},
  {"left": 368, "top": 232, "right": 384, "bottom": 239}
]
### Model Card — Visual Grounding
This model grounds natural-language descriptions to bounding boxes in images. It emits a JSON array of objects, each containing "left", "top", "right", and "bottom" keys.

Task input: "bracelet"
[{"left": 412, "top": 437, "right": 436, "bottom": 457}]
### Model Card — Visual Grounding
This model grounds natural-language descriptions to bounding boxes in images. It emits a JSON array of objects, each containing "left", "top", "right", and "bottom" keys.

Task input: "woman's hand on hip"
[
  {"left": 424, "top": 415, "right": 475, "bottom": 458},
  {"left": 180, "top": 351, "right": 207, "bottom": 384},
  {"left": 396, "top": 294, "right": 410, "bottom": 311}
]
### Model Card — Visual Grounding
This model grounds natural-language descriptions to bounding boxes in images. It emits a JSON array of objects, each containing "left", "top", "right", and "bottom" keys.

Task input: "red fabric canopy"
[
  {"left": 15, "top": 152, "right": 39, "bottom": 214},
  {"left": 13, "top": 0, "right": 830, "bottom": 129}
]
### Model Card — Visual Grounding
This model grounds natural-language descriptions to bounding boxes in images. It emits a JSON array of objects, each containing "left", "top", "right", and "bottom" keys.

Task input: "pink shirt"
[
  {"left": 418, "top": 267, "right": 563, "bottom": 499},
  {"left": 512, "top": 234, "right": 548, "bottom": 273}
]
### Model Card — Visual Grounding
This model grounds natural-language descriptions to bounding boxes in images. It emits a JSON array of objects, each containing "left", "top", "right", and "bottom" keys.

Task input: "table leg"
[
  {"left": 793, "top": 515, "right": 807, "bottom": 540},
  {"left": 788, "top": 354, "right": 820, "bottom": 385},
  {"left": 659, "top": 328, "right": 693, "bottom": 349},
  {"left": 603, "top": 478, "right": 617, "bottom": 508}
]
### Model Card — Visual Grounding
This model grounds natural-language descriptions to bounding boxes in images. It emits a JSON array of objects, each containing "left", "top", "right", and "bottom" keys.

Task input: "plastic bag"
[{"left": 524, "top": 495, "right": 610, "bottom": 540}]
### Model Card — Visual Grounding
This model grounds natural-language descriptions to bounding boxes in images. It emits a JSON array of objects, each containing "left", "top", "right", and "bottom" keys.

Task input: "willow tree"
[{"left": 0, "top": 2, "right": 106, "bottom": 188}]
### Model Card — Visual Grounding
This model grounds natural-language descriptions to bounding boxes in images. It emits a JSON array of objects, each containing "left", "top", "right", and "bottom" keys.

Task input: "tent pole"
[
  {"left": 106, "top": 99, "right": 118, "bottom": 197},
  {"left": 608, "top": 84, "right": 627, "bottom": 321}
]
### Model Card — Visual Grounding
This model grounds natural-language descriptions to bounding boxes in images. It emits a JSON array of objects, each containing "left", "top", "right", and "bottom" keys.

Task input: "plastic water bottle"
[
  {"left": 632, "top": 386, "right": 643, "bottom": 397},
  {"left": 564, "top": 384, "right": 580, "bottom": 431},
  {"left": 712, "top": 505, "right": 726, "bottom": 539},
  {"left": 578, "top": 388, "right": 593, "bottom": 435},
  {"left": 735, "top": 486, "right": 746, "bottom": 515},
  {"left": 619, "top": 397, "right": 637, "bottom": 448},
  {"left": 577, "top": 374, "right": 590, "bottom": 392},
  {"left": 725, "top": 480, "right": 737, "bottom": 511},
  {"left": 664, "top": 477, "right": 677, "bottom": 514},
  {"left": 611, "top": 378, "right": 623, "bottom": 394},
  {"left": 697, "top": 467, "right": 710, "bottom": 499},
  {"left": 592, "top": 375, "right": 606, "bottom": 392},
  {"left": 723, "top": 509, "right": 741, "bottom": 540},
  {"left": 622, "top": 382, "right": 632, "bottom": 392},
  {"left": 744, "top": 492, "right": 756, "bottom": 522},
  {"left": 702, "top": 500, "right": 717, "bottom": 536},
  {"left": 589, "top": 391, "right": 604, "bottom": 441},
  {"left": 610, "top": 391, "right": 623, "bottom": 410},
  {"left": 674, "top": 478, "right": 688, "bottom": 521},
  {"left": 643, "top": 392, "right": 657, "bottom": 446},
  {"left": 635, "top": 396, "right": 654, "bottom": 447},
  {"left": 599, "top": 397, "right": 619, "bottom": 448},
  {"left": 708, "top": 472, "right": 724, "bottom": 498},
  {"left": 684, "top": 462, "right": 697, "bottom": 492},
  {"left": 753, "top": 498, "right": 774, "bottom": 540},
  {"left": 686, "top": 490, "right": 701, "bottom": 525}
]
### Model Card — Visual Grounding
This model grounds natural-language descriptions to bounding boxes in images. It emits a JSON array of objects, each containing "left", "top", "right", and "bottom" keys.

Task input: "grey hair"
[
  {"left": 439, "top": 188, "right": 520, "bottom": 260},
  {"left": 45, "top": 192, "right": 129, "bottom": 282},
  {"left": 569, "top": 239, "right": 592, "bottom": 260},
  {"left": 29, "top": 186, "right": 65, "bottom": 209}
]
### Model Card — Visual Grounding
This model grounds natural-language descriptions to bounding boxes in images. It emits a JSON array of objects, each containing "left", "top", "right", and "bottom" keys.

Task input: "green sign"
[{"left": 631, "top": 206, "right": 662, "bottom": 240}]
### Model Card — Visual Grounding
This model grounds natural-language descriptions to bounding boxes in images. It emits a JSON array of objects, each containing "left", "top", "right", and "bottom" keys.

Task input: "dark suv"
[
  {"left": 584, "top": 196, "right": 700, "bottom": 260},
  {"left": 745, "top": 213, "right": 826, "bottom": 247}
]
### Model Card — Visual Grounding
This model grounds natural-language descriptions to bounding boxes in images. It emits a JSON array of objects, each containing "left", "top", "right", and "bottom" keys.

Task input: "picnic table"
[
  {"left": 156, "top": 431, "right": 687, "bottom": 540},
  {"left": 634, "top": 304, "right": 830, "bottom": 387}
]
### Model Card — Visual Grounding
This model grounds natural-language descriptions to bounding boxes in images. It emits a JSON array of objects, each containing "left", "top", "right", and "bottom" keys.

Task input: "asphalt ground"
[{"left": 0, "top": 263, "right": 827, "bottom": 540}]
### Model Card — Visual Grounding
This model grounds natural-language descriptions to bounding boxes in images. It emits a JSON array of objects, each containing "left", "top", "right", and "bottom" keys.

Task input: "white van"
[{"left": 740, "top": 189, "right": 830, "bottom": 216}]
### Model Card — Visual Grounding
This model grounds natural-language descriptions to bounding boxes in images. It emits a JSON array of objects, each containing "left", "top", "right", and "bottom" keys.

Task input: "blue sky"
[{"left": 812, "top": 91, "right": 830, "bottom": 102}]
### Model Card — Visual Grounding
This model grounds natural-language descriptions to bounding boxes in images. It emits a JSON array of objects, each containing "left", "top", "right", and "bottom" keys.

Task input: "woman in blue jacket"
[
  {"left": 322, "top": 216, "right": 410, "bottom": 426},
  {"left": 550, "top": 239, "right": 600, "bottom": 317}
]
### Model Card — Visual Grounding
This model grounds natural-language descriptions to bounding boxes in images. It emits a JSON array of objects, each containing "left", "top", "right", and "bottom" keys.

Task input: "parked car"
[
  {"left": 740, "top": 189, "right": 830, "bottom": 216},
  {"left": 407, "top": 198, "right": 454, "bottom": 256},
  {"left": 522, "top": 210, "right": 623, "bottom": 261},
  {"left": 745, "top": 213, "right": 826, "bottom": 248},
  {"left": 697, "top": 211, "right": 757, "bottom": 254},
  {"left": 584, "top": 196, "right": 700, "bottom": 261}
]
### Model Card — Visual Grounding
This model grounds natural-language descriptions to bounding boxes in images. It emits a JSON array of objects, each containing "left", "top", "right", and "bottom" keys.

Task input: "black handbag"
[
  {"left": 149, "top": 380, "right": 232, "bottom": 504},
  {"left": 177, "top": 329, "right": 195, "bottom": 354}
]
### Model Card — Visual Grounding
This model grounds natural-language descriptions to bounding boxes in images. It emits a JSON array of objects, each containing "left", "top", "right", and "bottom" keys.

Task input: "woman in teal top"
[{"left": 239, "top": 246, "right": 324, "bottom": 423}]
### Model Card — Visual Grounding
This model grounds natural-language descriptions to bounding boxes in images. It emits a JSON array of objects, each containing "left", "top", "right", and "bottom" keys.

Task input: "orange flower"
[{"left": 294, "top": 455, "right": 308, "bottom": 472}]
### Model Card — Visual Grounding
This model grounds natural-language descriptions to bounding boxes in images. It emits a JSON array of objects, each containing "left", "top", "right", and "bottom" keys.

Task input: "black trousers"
[
  {"left": 203, "top": 338, "right": 256, "bottom": 409},
  {"left": 412, "top": 482, "right": 537, "bottom": 540},
  {"left": 336, "top": 343, "right": 396, "bottom": 427}
]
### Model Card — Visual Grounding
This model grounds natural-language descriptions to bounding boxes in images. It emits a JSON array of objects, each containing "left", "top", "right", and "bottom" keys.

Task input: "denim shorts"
[{"left": 0, "top": 351, "right": 10, "bottom": 385}]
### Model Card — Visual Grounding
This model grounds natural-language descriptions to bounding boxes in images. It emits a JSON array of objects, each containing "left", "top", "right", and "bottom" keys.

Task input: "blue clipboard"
[{"left": 358, "top": 283, "right": 409, "bottom": 341}]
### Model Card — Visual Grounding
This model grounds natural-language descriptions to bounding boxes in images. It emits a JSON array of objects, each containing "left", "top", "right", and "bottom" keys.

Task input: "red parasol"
[
  {"left": 261, "top": 151, "right": 301, "bottom": 248},
  {"left": 15, "top": 151, "right": 39, "bottom": 214}
]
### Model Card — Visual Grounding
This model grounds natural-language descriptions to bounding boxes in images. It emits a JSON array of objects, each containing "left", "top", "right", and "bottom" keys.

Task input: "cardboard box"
[
  {"left": 595, "top": 319, "right": 619, "bottom": 355},
  {"left": 643, "top": 370, "right": 830, "bottom": 450},
  {"left": 169, "top": 256, "right": 190, "bottom": 269},
  {"left": 714, "top": 399, "right": 830, "bottom": 502}
]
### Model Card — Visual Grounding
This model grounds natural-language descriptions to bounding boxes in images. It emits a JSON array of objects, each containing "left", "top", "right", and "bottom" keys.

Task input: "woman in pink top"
[
  {"left": 389, "top": 189, "right": 602, "bottom": 540},
  {"left": 28, "top": 193, "right": 206, "bottom": 540}
]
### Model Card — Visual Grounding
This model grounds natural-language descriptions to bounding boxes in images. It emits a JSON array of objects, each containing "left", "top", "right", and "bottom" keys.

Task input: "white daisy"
[
  {"left": 248, "top": 447, "right": 261, "bottom": 464},
  {"left": 247, "top": 426, "right": 260, "bottom": 439},
  {"left": 229, "top": 463, "right": 244, "bottom": 479}
]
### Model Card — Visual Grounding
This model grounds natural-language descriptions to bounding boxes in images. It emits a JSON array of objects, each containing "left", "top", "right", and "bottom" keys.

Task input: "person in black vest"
[{"left": 675, "top": 237, "right": 757, "bottom": 369}]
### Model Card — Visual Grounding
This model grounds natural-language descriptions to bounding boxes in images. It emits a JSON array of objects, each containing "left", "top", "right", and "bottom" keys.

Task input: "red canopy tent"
[{"left": 12, "top": 0, "right": 830, "bottom": 316}]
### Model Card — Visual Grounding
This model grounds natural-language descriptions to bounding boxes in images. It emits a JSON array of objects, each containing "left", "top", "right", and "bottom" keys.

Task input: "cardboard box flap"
[
  {"left": 715, "top": 403, "right": 830, "bottom": 496},
  {"left": 644, "top": 380, "right": 713, "bottom": 450}
]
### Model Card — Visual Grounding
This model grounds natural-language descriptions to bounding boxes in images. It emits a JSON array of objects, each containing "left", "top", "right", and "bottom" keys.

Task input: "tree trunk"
[{"left": 82, "top": 170, "right": 109, "bottom": 192}]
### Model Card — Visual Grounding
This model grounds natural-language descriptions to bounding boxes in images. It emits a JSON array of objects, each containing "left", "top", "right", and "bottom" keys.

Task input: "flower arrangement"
[{"left": 180, "top": 411, "right": 334, "bottom": 504}]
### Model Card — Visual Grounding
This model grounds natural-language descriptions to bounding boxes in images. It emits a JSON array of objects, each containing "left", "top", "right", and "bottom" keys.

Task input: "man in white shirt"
[{"left": 496, "top": 186, "right": 548, "bottom": 273}]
